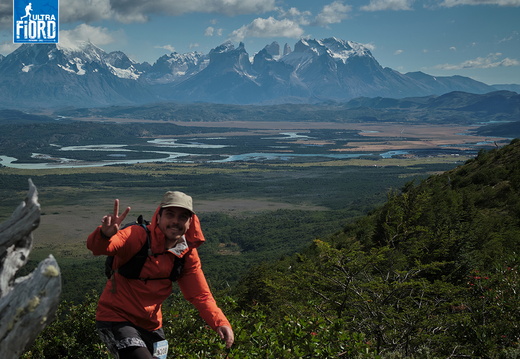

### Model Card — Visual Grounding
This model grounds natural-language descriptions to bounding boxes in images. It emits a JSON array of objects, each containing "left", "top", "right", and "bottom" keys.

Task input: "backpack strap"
[
  {"left": 105, "top": 219, "right": 150, "bottom": 280},
  {"left": 104, "top": 215, "right": 185, "bottom": 282},
  {"left": 134, "top": 249, "right": 186, "bottom": 283},
  {"left": 169, "top": 254, "right": 185, "bottom": 282},
  {"left": 116, "top": 223, "right": 150, "bottom": 279}
]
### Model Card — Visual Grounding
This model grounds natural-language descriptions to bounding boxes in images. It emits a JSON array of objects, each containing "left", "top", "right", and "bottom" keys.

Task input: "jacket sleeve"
[
  {"left": 177, "top": 248, "right": 231, "bottom": 330},
  {"left": 86, "top": 226, "right": 143, "bottom": 262}
]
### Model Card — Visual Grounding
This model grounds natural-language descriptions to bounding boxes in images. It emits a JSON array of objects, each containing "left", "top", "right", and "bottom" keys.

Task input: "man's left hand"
[{"left": 216, "top": 326, "right": 234, "bottom": 348}]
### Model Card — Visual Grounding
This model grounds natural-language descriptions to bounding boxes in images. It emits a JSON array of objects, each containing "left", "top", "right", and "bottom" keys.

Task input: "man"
[
  {"left": 87, "top": 191, "right": 234, "bottom": 358},
  {"left": 21, "top": 3, "right": 32, "bottom": 20}
]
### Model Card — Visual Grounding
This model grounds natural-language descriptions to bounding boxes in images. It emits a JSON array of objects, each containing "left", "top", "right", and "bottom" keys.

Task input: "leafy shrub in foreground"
[
  {"left": 21, "top": 293, "right": 109, "bottom": 359},
  {"left": 163, "top": 294, "right": 377, "bottom": 358},
  {"left": 23, "top": 293, "right": 376, "bottom": 358}
]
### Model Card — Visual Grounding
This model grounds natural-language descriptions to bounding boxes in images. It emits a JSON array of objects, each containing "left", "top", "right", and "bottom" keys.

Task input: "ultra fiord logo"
[{"left": 14, "top": 0, "right": 59, "bottom": 43}]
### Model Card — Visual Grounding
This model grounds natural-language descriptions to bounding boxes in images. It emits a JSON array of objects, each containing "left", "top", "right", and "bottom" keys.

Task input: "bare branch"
[{"left": 0, "top": 179, "right": 62, "bottom": 358}]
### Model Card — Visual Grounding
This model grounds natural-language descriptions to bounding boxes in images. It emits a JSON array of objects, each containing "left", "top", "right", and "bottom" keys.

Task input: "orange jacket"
[{"left": 87, "top": 207, "right": 231, "bottom": 331}]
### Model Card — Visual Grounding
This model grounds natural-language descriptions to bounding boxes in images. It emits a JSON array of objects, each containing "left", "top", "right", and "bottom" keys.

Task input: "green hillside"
[
  {"left": 23, "top": 140, "right": 520, "bottom": 358},
  {"left": 233, "top": 139, "right": 520, "bottom": 357}
]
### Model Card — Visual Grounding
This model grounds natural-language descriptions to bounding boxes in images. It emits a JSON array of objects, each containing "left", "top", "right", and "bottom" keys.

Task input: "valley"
[
  {"left": 2, "top": 100, "right": 519, "bottom": 357},
  {"left": 167, "top": 119, "right": 500, "bottom": 152},
  {"left": 0, "top": 120, "right": 504, "bottom": 169},
  {"left": 0, "top": 91, "right": 517, "bottom": 302},
  {"left": 0, "top": 115, "right": 506, "bottom": 302}
]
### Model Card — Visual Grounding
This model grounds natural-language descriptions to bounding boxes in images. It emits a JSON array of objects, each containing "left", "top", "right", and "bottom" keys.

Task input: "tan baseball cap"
[{"left": 160, "top": 191, "right": 194, "bottom": 213}]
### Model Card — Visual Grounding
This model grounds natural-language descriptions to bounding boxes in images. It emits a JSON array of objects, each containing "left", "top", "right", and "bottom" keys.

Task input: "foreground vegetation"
[{"left": 20, "top": 140, "right": 520, "bottom": 357}]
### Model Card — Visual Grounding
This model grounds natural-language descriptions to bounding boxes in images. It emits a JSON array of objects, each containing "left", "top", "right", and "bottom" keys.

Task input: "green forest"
[{"left": 19, "top": 139, "right": 520, "bottom": 358}]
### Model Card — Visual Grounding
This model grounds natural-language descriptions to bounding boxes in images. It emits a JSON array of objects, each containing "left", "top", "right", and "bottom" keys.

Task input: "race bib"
[{"left": 153, "top": 339, "right": 168, "bottom": 359}]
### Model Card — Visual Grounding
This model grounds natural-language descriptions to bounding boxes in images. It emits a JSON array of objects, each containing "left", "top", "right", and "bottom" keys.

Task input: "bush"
[
  {"left": 23, "top": 293, "right": 376, "bottom": 358},
  {"left": 21, "top": 293, "right": 109, "bottom": 359}
]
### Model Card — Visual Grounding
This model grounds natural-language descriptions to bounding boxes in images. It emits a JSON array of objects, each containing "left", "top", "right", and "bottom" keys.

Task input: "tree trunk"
[{"left": 0, "top": 179, "right": 61, "bottom": 358}]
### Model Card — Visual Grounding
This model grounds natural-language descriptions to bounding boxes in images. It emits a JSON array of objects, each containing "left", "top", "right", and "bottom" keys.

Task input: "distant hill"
[
  {"left": 476, "top": 120, "right": 520, "bottom": 138},
  {"left": 492, "top": 83, "right": 520, "bottom": 93},
  {"left": 52, "top": 90, "right": 520, "bottom": 129},
  {"left": 0, "top": 38, "right": 515, "bottom": 109},
  {"left": 0, "top": 109, "right": 54, "bottom": 123}
]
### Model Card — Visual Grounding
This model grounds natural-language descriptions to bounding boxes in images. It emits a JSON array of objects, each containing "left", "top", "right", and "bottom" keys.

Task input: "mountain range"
[{"left": 0, "top": 37, "right": 518, "bottom": 109}]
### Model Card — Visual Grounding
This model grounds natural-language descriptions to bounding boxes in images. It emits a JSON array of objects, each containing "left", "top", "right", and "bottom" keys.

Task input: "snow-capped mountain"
[
  {"left": 0, "top": 37, "right": 501, "bottom": 109},
  {"left": 158, "top": 37, "right": 497, "bottom": 104},
  {"left": 163, "top": 41, "right": 264, "bottom": 103},
  {"left": 0, "top": 42, "right": 156, "bottom": 107},
  {"left": 141, "top": 52, "right": 208, "bottom": 85}
]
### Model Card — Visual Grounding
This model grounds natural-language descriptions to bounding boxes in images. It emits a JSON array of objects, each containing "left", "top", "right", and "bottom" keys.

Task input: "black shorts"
[{"left": 96, "top": 321, "right": 165, "bottom": 357}]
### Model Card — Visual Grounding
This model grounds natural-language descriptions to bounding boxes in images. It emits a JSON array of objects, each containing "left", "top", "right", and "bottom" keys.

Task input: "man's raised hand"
[{"left": 100, "top": 199, "right": 131, "bottom": 238}]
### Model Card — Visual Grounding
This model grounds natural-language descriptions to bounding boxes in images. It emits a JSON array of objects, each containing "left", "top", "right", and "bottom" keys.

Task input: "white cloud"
[
  {"left": 230, "top": 17, "right": 304, "bottom": 41},
  {"left": 97, "top": 0, "right": 274, "bottom": 23},
  {"left": 205, "top": 27, "right": 215, "bottom": 36},
  {"left": 394, "top": 49, "right": 404, "bottom": 55},
  {"left": 57, "top": 0, "right": 278, "bottom": 24},
  {"left": 60, "top": 0, "right": 114, "bottom": 23},
  {"left": 440, "top": 0, "right": 520, "bottom": 6},
  {"left": 0, "top": 3, "right": 13, "bottom": 30},
  {"left": 314, "top": 1, "right": 352, "bottom": 25},
  {"left": 434, "top": 53, "right": 520, "bottom": 70},
  {"left": 361, "top": 0, "right": 414, "bottom": 11},
  {"left": 363, "top": 43, "right": 377, "bottom": 51},
  {"left": 205, "top": 26, "right": 223, "bottom": 36},
  {"left": 277, "top": 7, "right": 312, "bottom": 26},
  {"left": 156, "top": 45, "right": 176, "bottom": 53},
  {"left": 60, "top": 24, "right": 118, "bottom": 47},
  {"left": 499, "top": 31, "right": 519, "bottom": 43}
]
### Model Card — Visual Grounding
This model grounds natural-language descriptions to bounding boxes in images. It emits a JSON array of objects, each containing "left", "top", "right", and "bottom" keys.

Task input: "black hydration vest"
[{"left": 104, "top": 215, "right": 185, "bottom": 282}]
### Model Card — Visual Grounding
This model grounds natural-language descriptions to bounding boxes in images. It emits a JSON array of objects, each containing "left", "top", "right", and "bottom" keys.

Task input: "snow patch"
[
  {"left": 108, "top": 64, "right": 140, "bottom": 79},
  {"left": 22, "top": 64, "right": 33, "bottom": 72}
]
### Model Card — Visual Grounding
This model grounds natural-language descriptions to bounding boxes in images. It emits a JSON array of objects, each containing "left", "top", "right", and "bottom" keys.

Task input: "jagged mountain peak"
[
  {"left": 9, "top": 42, "right": 105, "bottom": 67},
  {"left": 283, "top": 43, "right": 292, "bottom": 56},
  {"left": 208, "top": 41, "right": 251, "bottom": 71},
  {"left": 144, "top": 51, "right": 208, "bottom": 84},
  {"left": 293, "top": 38, "right": 326, "bottom": 55},
  {"left": 10, "top": 42, "right": 144, "bottom": 79},
  {"left": 153, "top": 51, "right": 207, "bottom": 72},
  {"left": 263, "top": 42, "right": 281, "bottom": 58},
  {"left": 289, "top": 37, "right": 372, "bottom": 64},
  {"left": 56, "top": 39, "right": 100, "bottom": 52},
  {"left": 10, "top": 43, "right": 59, "bottom": 61},
  {"left": 0, "top": 36, "right": 502, "bottom": 108},
  {"left": 322, "top": 37, "right": 373, "bottom": 59},
  {"left": 56, "top": 41, "right": 107, "bottom": 63},
  {"left": 105, "top": 50, "right": 138, "bottom": 70},
  {"left": 210, "top": 40, "right": 245, "bottom": 54},
  {"left": 158, "top": 51, "right": 205, "bottom": 62}
]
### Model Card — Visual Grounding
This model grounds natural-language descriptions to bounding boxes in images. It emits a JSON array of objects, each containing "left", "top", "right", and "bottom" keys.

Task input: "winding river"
[{"left": 0, "top": 133, "right": 407, "bottom": 169}]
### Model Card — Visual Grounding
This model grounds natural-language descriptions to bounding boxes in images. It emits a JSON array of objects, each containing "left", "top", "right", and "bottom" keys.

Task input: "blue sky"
[{"left": 1, "top": 0, "right": 519, "bottom": 85}]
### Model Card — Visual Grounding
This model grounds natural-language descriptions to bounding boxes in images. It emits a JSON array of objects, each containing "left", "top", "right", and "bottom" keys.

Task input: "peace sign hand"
[{"left": 100, "top": 199, "right": 131, "bottom": 238}]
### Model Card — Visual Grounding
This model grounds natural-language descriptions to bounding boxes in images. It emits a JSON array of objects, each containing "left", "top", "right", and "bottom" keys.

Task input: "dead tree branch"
[{"left": 0, "top": 179, "right": 61, "bottom": 358}]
